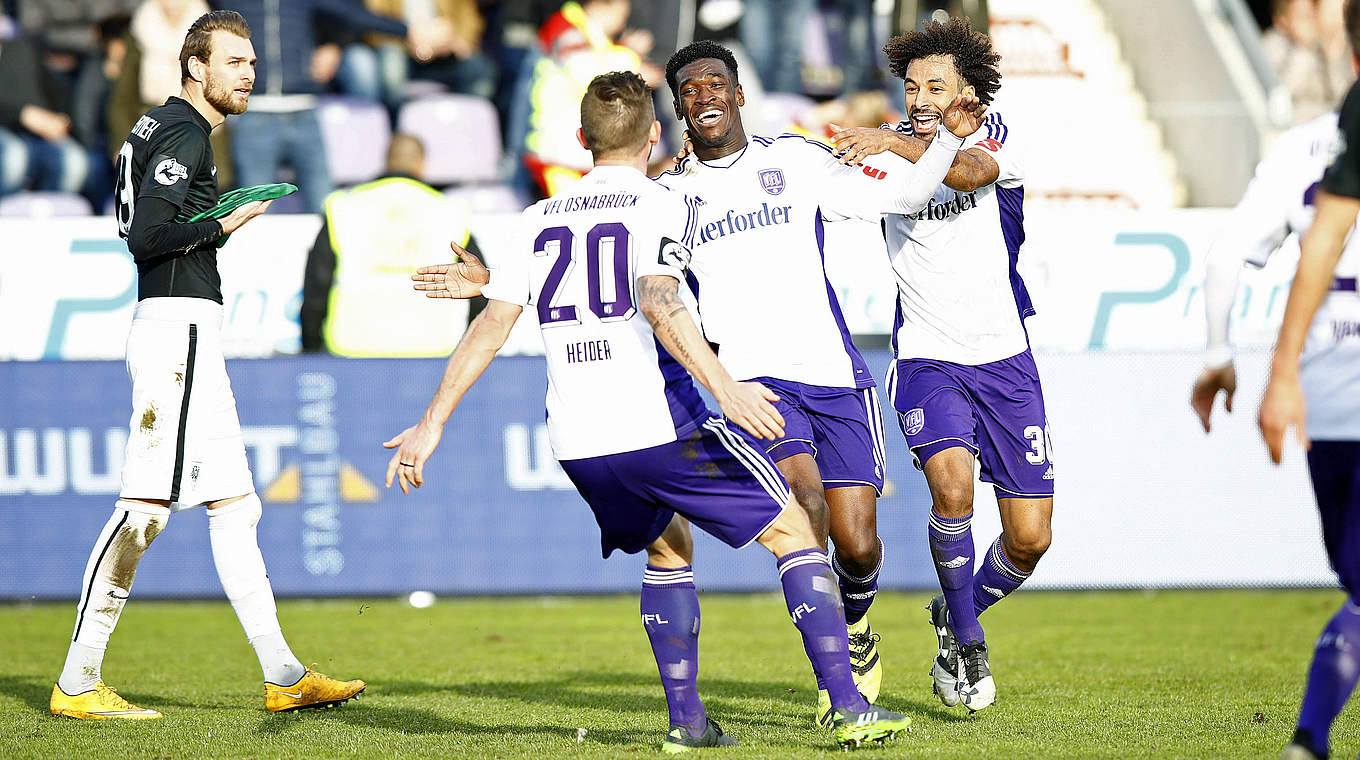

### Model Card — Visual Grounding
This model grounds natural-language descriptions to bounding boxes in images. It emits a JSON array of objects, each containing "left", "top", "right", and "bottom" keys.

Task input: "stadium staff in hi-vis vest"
[{"left": 301, "top": 133, "right": 484, "bottom": 357}]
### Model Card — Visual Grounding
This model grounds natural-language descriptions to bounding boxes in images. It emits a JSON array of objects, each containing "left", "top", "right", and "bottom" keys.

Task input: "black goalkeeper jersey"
[
  {"left": 115, "top": 97, "right": 226, "bottom": 302},
  {"left": 1324, "top": 80, "right": 1360, "bottom": 200}
]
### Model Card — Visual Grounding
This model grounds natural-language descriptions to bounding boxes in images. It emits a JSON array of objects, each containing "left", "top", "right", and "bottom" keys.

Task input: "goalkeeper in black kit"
[{"left": 50, "top": 10, "right": 362, "bottom": 721}]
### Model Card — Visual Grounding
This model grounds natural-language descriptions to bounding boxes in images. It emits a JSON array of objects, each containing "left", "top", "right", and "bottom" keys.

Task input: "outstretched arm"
[
  {"left": 831, "top": 126, "right": 999, "bottom": 192},
  {"left": 383, "top": 299, "right": 523, "bottom": 492},
  {"left": 411, "top": 239, "right": 491, "bottom": 299},
  {"left": 637, "top": 274, "right": 784, "bottom": 440},
  {"left": 1259, "top": 190, "right": 1359, "bottom": 463}
]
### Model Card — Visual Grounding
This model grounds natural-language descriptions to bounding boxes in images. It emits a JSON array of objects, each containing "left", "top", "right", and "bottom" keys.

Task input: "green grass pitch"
[{"left": 0, "top": 590, "right": 1353, "bottom": 759}]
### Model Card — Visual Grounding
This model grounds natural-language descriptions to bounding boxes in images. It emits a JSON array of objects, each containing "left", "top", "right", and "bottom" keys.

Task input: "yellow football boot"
[
  {"left": 265, "top": 668, "right": 366, "bottom": 712},
  {"left": 50, "top": 682, "right": 162, "bottom": 720},
  {"left": 847, "top": 616, "right": 883, "bottom": 703}
]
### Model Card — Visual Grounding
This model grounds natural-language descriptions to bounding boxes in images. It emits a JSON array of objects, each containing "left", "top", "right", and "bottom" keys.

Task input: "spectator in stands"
[
  {"left": 1263, "top": 0, "right": 1345, "bottom": 123},
  {"left": 108, "top": 0, "right": 233, "bottom": 186},
  {"left": 521, "top": 0, "right": 661, "bottom": 196},
  {"left": 20, "top": 1, "right": 138, "bottom": 155},
  {"left": 1318, "top": 0, "right": 1356, "bottom": 107},
  {"left": 335, "top": 0, "right": 496, "bottom": 112},
  {"left": 741, "top": 0, "right": 813, "bottom": 93},
  {"left": 0, "top": 34, "right": 91, "bottom": 198},
  {"left": 214, "top": 0, "right": 455, "bottom": 213},
  {"left": 301, "top": 133, "right": 484, "bottom": 355}
]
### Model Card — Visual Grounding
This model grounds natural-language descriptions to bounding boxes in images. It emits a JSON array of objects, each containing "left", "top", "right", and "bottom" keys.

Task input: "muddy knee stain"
[{"left": 139, "top": 403, "right": 158, "bottom": 432}]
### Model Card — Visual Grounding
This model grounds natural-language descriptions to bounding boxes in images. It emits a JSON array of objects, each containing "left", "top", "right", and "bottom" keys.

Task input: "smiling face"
[
  {"left": 197, "top": 30, "right": 255, "bottom": 116},
  {"left": 673, "top": 57, "right": 746, "bottom": 157},
  {"left": 903, "top": 54, "right": 973, "bottom": 140}
]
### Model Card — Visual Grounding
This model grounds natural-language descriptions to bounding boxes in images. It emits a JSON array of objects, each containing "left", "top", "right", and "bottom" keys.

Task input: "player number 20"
[
  {"left": 534, "top": 223, "right": 635, "bottom": 326},
  {"left": 1023, "top": 424, "right": 1053, "bottom": 465}
]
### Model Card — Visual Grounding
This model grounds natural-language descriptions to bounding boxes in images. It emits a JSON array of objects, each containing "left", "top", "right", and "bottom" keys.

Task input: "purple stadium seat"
[
  {"left": 443, "top": 183, "right": 529, "bottom": 214},
  {"left": 397, "top": 94, "right": 501, "bottom": 185},
  {"left": 0, "top": 192, "right": 93, "bottom": 217},
  {"left": 317, "top": 96, "right": 391, "bottom": 186},
  {"left": 758, "top": 92, "right": 817, "bottom": 135}
]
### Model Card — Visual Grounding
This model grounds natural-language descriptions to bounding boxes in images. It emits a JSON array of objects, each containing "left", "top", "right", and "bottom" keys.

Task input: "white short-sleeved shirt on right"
[
  {"left": 482, "top": 165, "right": 708, "bottom": 460},
  {"left": 881, "top": 111, "right": 1033, "bottom": 366},
  {"left": 1208, "top": 110, "right": 1360, "bottom": 440}
]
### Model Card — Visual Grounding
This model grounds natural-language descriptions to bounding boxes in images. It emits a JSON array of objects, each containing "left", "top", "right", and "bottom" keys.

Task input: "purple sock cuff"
[
  {"left": 777, "top": 548, "right": 830, "bottom": 577},
  {"left": 643, "top": 565, "right": 696, "bottom": 588},
  {"left": 987, "top": 539, "right": 1030, "bottom": 582},
  {"left": 928, "top": 510, "right": 972, "bottom": 540}
]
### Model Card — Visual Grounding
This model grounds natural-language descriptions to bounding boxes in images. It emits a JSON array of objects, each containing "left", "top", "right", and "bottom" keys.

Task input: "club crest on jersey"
[
  {"left": 154, "top": 157, "right": 188, "bottom": 186},
  {"left": 758, "top": 168, "right": 785, "bottom": 195},
  {"left": 904, "top": 408, "right": 925, "bottom": 436}
]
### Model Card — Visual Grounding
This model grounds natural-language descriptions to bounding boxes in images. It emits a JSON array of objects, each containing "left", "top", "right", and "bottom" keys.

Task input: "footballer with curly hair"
[
  {"left": 657, "top": 38, "right": 987, "bottom": 726},
  {"left": 833, "top": 17, "right": 1052, "bottom": 715}
]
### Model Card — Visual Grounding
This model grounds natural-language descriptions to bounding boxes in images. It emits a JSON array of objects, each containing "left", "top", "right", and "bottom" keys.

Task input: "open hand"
[
  {"left": 717, "top": 381, "right": 785, "bottom": 440},
  {"left": 383, "top": 420, "right": 444, "bottom": 494},
  {"left": 1258, "top": 373, "right": 1308, "bottom": 464},
  {"left": 942, "top": 93, "right": 986, "bottom": 138},
  {"left": 1190, "top": 363, "right": 1237, "bottom": 433},
  {"left": 830, "top": 122, "right": 899, "bottom": 166},
  {"left": 218, "top": 199, "right": 272, "bottom": 235},
  {"left": 412, "top": 241, "right": 490, "bottom": 299}
]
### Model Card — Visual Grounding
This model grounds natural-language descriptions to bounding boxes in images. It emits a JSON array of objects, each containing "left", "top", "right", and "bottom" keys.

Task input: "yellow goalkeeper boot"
[
  {"left": 50, "top": 681, "right": 161, "bottom": 719},
  {"left": 265, "top": 667, "right": 366, "bottom": 712},
  {"left": 847, "top": 615, "right": 883, "bottom": 703}
]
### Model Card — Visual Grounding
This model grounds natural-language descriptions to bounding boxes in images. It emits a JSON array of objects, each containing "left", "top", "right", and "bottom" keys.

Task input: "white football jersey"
[
  {"left": 881, "top": 112, "right": 1033, "bottom": 366},
  {"left": 654, "top": 131, "right": 961, "bottom": 389},
  {"left": 1206, "top": 111, "right": 1360, "bottom": 440},
  {"left": 481, "top": 166, "right": 710, "bottom": 459}
]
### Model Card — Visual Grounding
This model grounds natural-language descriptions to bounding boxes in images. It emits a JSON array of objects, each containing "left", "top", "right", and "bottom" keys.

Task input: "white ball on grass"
[{"left": 407, "top": 590, "right": 436, "bottom": 608}]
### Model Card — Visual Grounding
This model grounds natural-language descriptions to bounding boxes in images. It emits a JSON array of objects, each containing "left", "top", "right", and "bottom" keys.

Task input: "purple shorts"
[
  {"left": 750, "top": 377, "right": 886, "bottom": 493},
  {"left": 888, "top": 349, "right": 1054, "bottom": 499},
  {"left": 559, "top": 416, "right": 790, "bottom": 558},
  {"left": 1307, "top": 441, "right": 1360, "bottom": 597}
]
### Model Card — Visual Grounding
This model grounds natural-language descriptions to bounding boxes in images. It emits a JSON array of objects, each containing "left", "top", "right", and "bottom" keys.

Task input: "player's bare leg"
[
  {"left": 921, "top": 447, "right": 982, "bottom": 709},
  {"left": 204, "top": 493, "right": 365, "bottom": 712},
  {"left": 775, "top": 453, "right": 829, "bottom": 546},
  {"left": 52, "top": 497, "right": 170, "bottom": 719},
  {"left": 826, "top": 486, "right": 884, "bottom": 708},
  {"left": 756, "top": 499, "right": 911, "bottom": 746},
  {"left": 642, "top": 516, "right": 735, "bottom": 752}
]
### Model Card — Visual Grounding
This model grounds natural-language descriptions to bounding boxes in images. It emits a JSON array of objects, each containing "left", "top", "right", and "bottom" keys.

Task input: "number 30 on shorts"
[{"left": 1023, "top": 424, "right": 1054, "bottom": 465}]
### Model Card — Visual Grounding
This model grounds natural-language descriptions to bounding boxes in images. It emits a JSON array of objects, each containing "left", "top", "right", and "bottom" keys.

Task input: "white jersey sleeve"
[
  {"left": 969, "top": 112, "right": 1023, "bottom": 185},
  {"left": 480, "top": 206, "right": 538, "bottom": 306},
  {"left": 635, "top": 192, "right": 700, "bottom": 282},
  {"left": 790, "top": 130, "right": 963, "bottom": 222}
]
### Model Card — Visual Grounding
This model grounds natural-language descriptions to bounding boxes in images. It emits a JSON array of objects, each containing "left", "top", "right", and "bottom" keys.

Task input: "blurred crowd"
[
  {"left": 1258, "top": 0, "right": 1356, "bottom": 123},
  {"left": 0, "top": 0, "right": 986, "bottom": 212}
]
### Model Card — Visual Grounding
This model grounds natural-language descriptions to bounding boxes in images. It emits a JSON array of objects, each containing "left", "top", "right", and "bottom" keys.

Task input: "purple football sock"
[
  {"left": 777, "top": 548, "right": 868, "bottom": 713},
  {"left": 928, "top": 510, "right": 984, "bottom": 645},
  {"left": 641, "top": 565, "right": 706, "bottom": 736},
  {"left": 832, "top": 541, "right": 881, "bottom": 626},
  {"left": 1295, "top": 600, "right": 1360, "bottom": 757},
  {"left": 972, "top": 535, "right": 1031, "bottom": 617}
]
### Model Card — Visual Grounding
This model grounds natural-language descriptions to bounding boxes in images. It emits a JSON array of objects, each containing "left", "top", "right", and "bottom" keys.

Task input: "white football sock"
[
  {"left": 58, "top": 501, "right": 169, "bottom": 694},
  {"left": 208, "top": 493, "right": 305, "bottom": 685}
]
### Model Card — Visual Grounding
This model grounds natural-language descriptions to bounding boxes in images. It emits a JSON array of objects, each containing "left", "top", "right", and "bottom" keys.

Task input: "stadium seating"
[
  {"left": 989, "top": 0, "right": 1185, "bottom": 209},
  {"left": 397, "top": 94, "right": 502, "bottom": 186},
  {"left": 318, "top": 96, "right": 392, "bottom": 186},
  {"left": 757, "top": 93, "right": 818, "bottom": 136},
  {"left": 0, "top": 192, "right": 93, "bottom": 217}
]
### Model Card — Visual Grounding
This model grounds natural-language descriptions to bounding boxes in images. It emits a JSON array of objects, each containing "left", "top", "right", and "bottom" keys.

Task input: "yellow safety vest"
[{"left": 322, "top": 177, "right": 473, "bottom": 357}]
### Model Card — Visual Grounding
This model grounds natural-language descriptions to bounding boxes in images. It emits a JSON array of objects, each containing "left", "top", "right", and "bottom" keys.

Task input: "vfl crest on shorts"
[
  {"left": 904, "top": 408, "right": 925, "bottom": 436},
  {"left": 758, "top": 168, "right": 785, "bottom": 195}
]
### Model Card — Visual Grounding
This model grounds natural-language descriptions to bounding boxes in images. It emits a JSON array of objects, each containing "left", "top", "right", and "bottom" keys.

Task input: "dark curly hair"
[
  {"left": 665, "top": 40, "right": 739, "bottom": 100},
  {"left": 883, "top": 17, "right": 1001, "bottom": 105}
]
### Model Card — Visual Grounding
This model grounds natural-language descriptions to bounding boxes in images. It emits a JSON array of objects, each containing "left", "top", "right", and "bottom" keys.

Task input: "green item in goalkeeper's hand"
[{"left": 182, "top": 183, "right": 298, "bottom": 247}]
